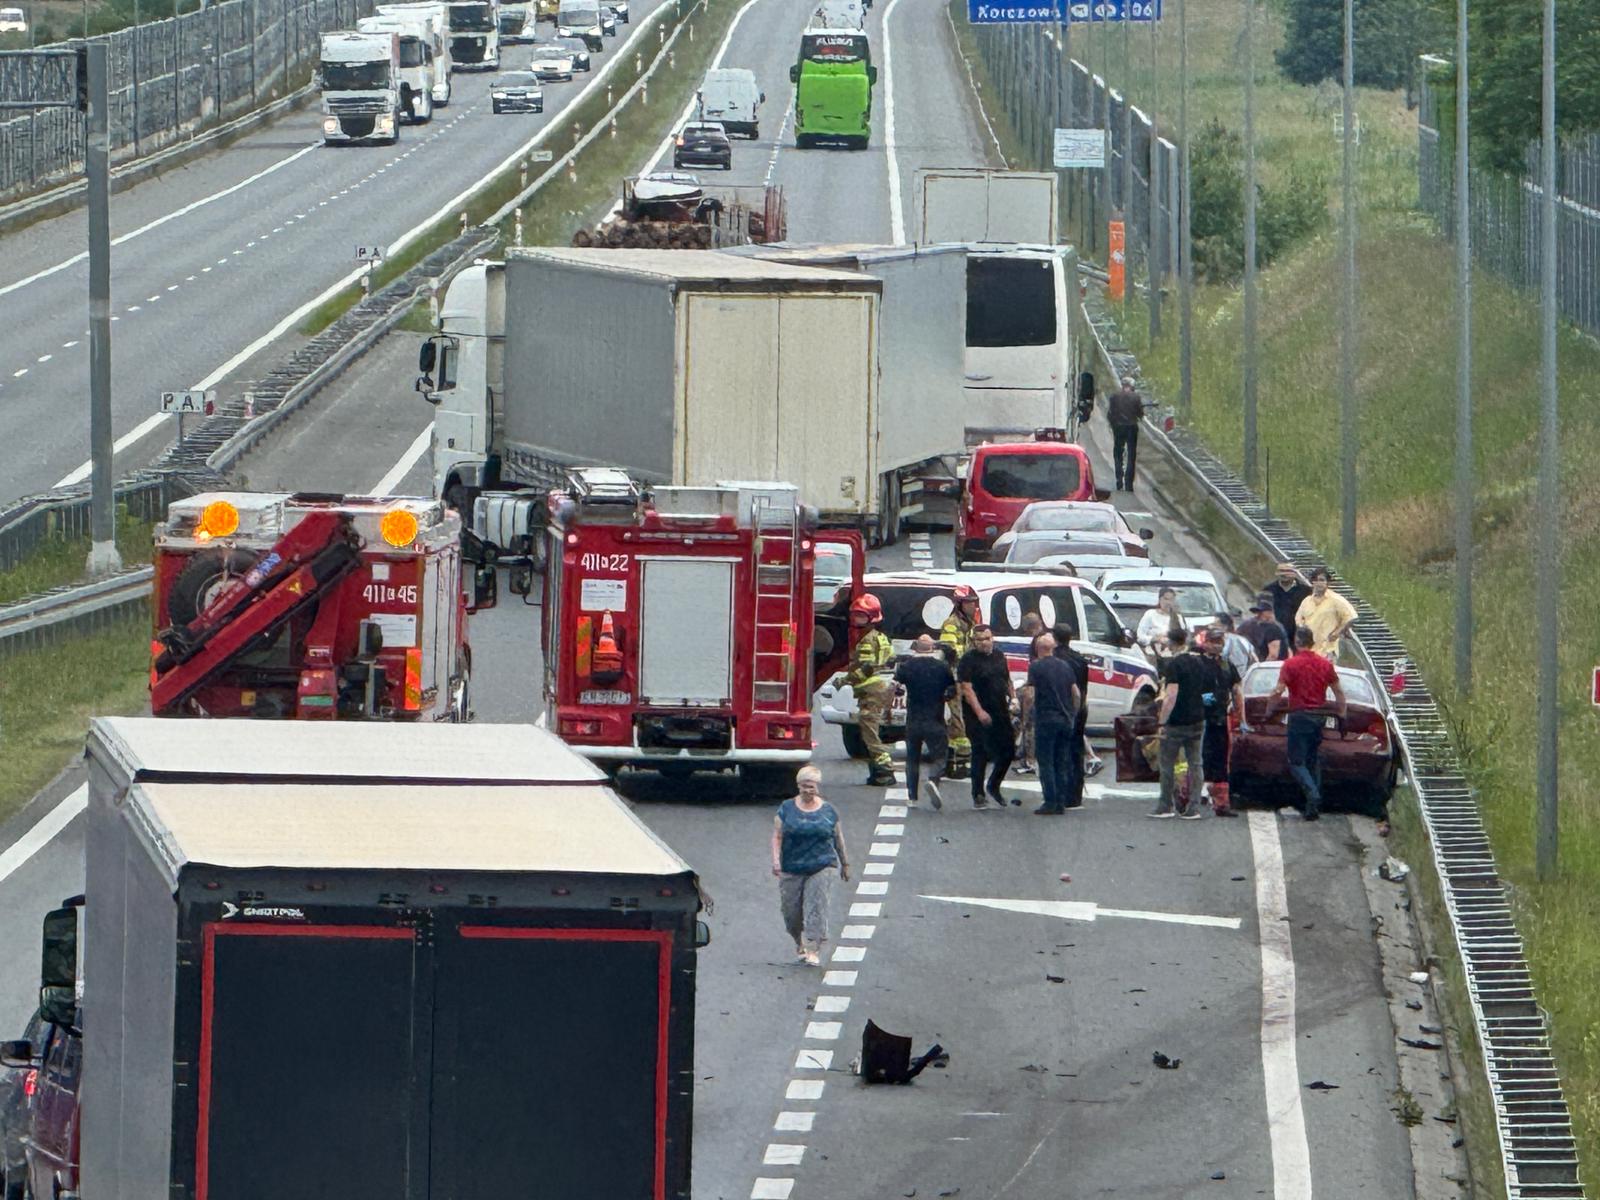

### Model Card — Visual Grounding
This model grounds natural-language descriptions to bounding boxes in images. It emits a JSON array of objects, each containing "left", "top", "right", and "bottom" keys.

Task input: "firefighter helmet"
[
  {"left": 953, "top": 584, "right": 978, "bottom": 604},
  {"left": 850, "top": 594, "right": 883, "bottom": 621}
]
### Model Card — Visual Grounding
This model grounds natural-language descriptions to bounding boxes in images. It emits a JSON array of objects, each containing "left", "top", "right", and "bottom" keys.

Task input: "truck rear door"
[{"left": 639, "top": 557, "right": 734, "bottom": 705}]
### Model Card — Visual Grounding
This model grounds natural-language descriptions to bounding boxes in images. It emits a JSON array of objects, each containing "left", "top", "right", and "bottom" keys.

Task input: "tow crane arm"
[{"left": 151, "top": 511, "right": 362, "bottom": 714}]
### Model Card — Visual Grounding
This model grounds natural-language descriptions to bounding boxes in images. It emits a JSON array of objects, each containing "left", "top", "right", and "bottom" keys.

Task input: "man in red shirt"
[{"left": 1265, "top": 626, "right": 1348, "bottom": 821}]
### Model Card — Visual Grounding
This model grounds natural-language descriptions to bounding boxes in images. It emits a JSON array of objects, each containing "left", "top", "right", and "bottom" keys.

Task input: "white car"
[
  {"left": 1095, "top": 565, "right": 1231, "bottom": 633},
  {"left": 0, "top": 7, "right": 25, "bottom": 31},
  {"left": 990, "top": 501, "right": 1154, "bottom": 561},
  {"left": 530, "top": 51, "right": 575, "bottom": 80},
  {"left": 817, "top": 568, "right": 1160, "bottom": 754}
]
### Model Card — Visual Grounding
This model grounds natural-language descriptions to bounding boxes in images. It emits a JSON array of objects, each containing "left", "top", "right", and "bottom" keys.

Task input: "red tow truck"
[
  {"left": 150, "top": 491, "right": 496, "bottom": 720},
  {"left": 538, "top": 469, "right": 862, "bottom": 792}
]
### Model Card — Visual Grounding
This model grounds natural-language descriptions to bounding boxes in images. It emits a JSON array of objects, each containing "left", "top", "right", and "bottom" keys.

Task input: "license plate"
[
  {"left": 1324, "top": 715, "right": 1339, "bottom": 729},
  {"left": 580, "top": 689, "right": 631, "bottom": 706}
]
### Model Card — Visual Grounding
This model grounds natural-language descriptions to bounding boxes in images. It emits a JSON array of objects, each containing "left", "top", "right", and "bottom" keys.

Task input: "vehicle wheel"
[
  {"left": 437, "top": 80, "right": 452, "bottom": 106},
  {"left": 449, "top": 653, "right": 471, "bottom": 723},
  {"left": 167, "top": 549, "right": 260, "bottom": 628},
  {"left": 841, "top": 724, "right": 868, "bottom": 760},
  {"left": 795, "top": 133, "right": 813, "bottom": 149},
  {"left": 416, "top": 92, "right": 433, "bottom": 122},
  {"left": 750, "top": 124, "right": 759, "bottom": 139},
  {"left": 742, "top": 765, "right": 799, "bottom": 799},
  {"left": 492, "top": 102, "right": 502, "bottom": 113}
]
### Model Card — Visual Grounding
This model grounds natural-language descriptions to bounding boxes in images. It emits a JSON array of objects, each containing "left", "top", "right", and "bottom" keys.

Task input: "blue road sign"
[
  {"left": 1063, "top": 0, "right": 1161, "bottom": 21},
  {"left": 966, "top": 0, "right": 1064, "bottom": 22}
]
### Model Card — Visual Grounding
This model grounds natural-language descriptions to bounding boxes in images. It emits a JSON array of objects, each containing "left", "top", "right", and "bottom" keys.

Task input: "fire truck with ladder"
[
  {"left": 149, "top": 492, "right": 496, "bottom": 720},
  {"left": 538, "top": 469, "right": 862, "bottom": 793}
]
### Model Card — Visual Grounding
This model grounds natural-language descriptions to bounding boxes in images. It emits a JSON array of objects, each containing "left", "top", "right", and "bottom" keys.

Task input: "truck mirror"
[
  {"left": 416, "top": 376, "right": 441, "bottom": 405},
  {"left": 40, "top": 905, "right": 77, "bottom": 991},
  {"left": 1139, "top": 528, "right": 1155, "bottom": 541},
  {"left": 0, "top": 1040, "right": 35, "bottom": 1069},
  {"left": 760, "top": 92, "right": 766, "bottom": 103},
  {"left": 1078, "top": 370, "right": 1096, "bottom": 402},
  {"left": 38, "top": 988, "right": 75, "bottom": 1032},
  {"left": 508, "top": 563, "right": 534, "bottom": 596},
  {"left": 418, "top": 339, "right": 437, "bottom": 374},
  {"left": 470, "top": 564, "right": 498, "bottom": 611},
  {"left": 788, "top": 64, "right": 798, "bottom": 84},
  {"left": 867, "top": 65, "right": 878, "bottom": 84},
  {"left": 695, "top": 920, "right": 712, "bottom": 948},
  {"left": 1119, "top": 626, "right": 1137, "bottom": 649}
]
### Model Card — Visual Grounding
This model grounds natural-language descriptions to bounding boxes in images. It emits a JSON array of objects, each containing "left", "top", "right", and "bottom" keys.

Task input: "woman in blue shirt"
[{"left": 770, "top": 766, "right": 851, "bottom": 965}]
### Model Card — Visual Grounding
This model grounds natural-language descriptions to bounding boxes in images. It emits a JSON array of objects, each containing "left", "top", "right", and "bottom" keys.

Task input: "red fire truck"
[
  {"left": 150, "top": 492, "right": 495, "bottom": 720},
  {"left": 538, "top": 469, "right": 862, "bottom": 792}
]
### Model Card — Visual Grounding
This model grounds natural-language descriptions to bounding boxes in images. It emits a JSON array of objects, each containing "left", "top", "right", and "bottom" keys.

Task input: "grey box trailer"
[{"left": 80, "top": 717, "right": 703, "bottom": 1200}]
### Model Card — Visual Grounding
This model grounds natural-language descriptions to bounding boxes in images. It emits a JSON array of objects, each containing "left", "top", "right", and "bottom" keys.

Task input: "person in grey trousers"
[
  {"left": 1150, "top": 625, "right": 1208, "bottom": 819},
  {"left": 771, "top": 766, "right": 851, "bottom": 965}
]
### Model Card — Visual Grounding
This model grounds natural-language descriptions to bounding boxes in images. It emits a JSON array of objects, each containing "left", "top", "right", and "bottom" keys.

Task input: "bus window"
[{"left": 966, "top": 256, "right": 1057, "bottom": 348}]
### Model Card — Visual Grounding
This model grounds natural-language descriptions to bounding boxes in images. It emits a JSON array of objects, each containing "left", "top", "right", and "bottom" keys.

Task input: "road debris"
[
  {"left": 861, "top": 1020, "right": 945, "bottom": 1084},
  {"left": 1306, "top": 1080, "right": 1340, "bottom": 1091},
  {"left": 1377, "top": 857, "right": 1410, "bottom": 883},
  {"left": 1151, "top": 1051, "right": 1181, "bottom": 1070}
]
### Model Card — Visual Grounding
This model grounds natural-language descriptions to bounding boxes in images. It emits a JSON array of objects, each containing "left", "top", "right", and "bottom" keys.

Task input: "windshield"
[
  {"left": 498, "top": 10, "right": 525, "bottom": 30},
  {"left": 1017, "top": 506, "right": 1115, "bottom": 534},
  {"left": 1118, "top": 581, "right": 1224, "bottom": 618},
  {"left": 398, "top": 37, "right": 426, "bottom": 65},
  {"left": 559, "top": 3, "right": 599, "bottom": 20},
  {"left": 1008, "top": 535, "right": 1121, "bottom": 565},
  {"left": 556, "top": 37, "right": 587, "bottom": 50},
  {"left": 497, "top": 72, "right": 538, "bottom": 85},
  {"left": 1243, "top": 663, "right": 1377, "bottom": 706},
  {"left": 322, "top": 61, "right": 390, "bottom": 89},
  {"left": 967, "top": 256, "right": 1057, "bottom": 348},
  {"left": 978, "top": 452, "right": 1081, "bottom": 500},
  {"left": 800, "top": 32, "right": 870, "bottom": 64},
  {"left": 449, "top": 3, "right": 494, "bottom": 29}
]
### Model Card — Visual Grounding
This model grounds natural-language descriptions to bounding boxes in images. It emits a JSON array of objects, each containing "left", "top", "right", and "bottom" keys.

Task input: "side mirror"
[
  {"left": 1119, "top": 627, "right": 1137, "bottom": 649},
  {"left": 694, "top": 920, "right": 712, "bottom": 948},
  {"left": 1139, "top": 528, "right": 1155, "bottom": 540},
  {"left": 760, "top": 92, "right": 766, "bottom": 103},
  {"left": 789, "top": 64, "right": 798, "bottom": 84},
  {"left": 38, "top": 988, "right": 75, "bottom": 1032},
  {"left": 418, "top": 338, "right": 438, "bottom": 374},
  {"left": 866, "top": 64, "right": 878, "bottom": 84},
  {"left": 0, "top": 1040, "right": 35, "bottom": 1069},
  {"left": 1078, "top": 370, "right": 1096, "bottom": 403},
  {"left": 509, "top": 564, "right": 534, "bottom": 596},
  {"left": 469, "top": 564, "right": 498, "bottom": 612},
  {"left": 40, "top": 904, "right": 77, "bottom": 992}
]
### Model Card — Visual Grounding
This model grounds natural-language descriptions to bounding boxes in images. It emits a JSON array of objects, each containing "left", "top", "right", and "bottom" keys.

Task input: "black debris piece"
[
  {"left": 1400, "top": 1037, "right": 1442, "bottom": 1051},
  {"left": 1210, "top": 1171, "right": 1226, "bottom": 1181},
  {"left": 1046, "top": 974, "right": 1065, "bottom": 983},
  {"left": 861, "top": 1020, "right": 944, "bottom": 1084},
  {"left": 1306, "top": 1080, "right": 1339, "bottom": 1091},
  {"left": 1152, "top": 1052, "right": 1181, "bottom": 1070}
]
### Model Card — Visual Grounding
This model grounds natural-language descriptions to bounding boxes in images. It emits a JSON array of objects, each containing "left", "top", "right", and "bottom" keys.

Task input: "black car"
[
  {"left": 551, "top": 35, "right": 592, "bottom": 70},
  {"left": 673, "top": 121, "right": 733, "bottom": 170},
  {"left": 491, "top": 71, "right": 545, "bottom": 113},
  {"left": 0, "top": 1010, "right": 42, "bottom": 1200}
]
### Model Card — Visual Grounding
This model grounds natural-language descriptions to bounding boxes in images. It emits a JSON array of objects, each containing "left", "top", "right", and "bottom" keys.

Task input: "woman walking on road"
[{"left": 772, "top": 766, "right": 851, "bottom": 966}]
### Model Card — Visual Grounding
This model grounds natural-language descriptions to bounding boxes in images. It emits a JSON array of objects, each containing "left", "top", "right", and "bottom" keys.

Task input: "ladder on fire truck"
[{"left": 749, "top": 491, "right": 800, "bottom": 713}]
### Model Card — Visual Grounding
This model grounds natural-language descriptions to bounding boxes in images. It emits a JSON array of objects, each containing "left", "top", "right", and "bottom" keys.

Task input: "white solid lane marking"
[
  {"left": 855, "top": 880, "right": 889, "bottom": 895},
  {"left": 1248, "top": 810, "right": 1313, "bottom": 1198},
  {"left": 920, "top": 893, "right": 1243, "bottom": 931},
  {"left": 813, "top": 994, "right": 851, "bottom": 1012},
  {"left": 371, "top": 426, "right": 434, "bottom": 496},
  {"left": 0, "top": 786, "right": 86, "bottom": 886},
  {"left": 839, "top": 924, "right": 876, "bottom": 940},
  {"left": 785, "top": 1079, "right": 825, "bottom": 1100},
  {"left": 763, "top": 1144, "right": 806, "bottom": 1166},
  {"left": 0, "top": 142, "right": 319, "bottom": 301},
  {"left": 830, "top": 945, "right": 866, "bottom": 963},
  {"left": 56, "top": 410, "right": 182, "bottom": 486},
  {"left": 821, "top": 970, "right": 857, "bottom": 986},
  {"left": 794, "top": 1049, "right": 833, "bottom": 1069},
  {"left": 848, "top": 902, "right": 882, "bottom": 919},
  {"left": 775, "top": 1112, "right": 816, "bottom": 1132},
  {"left": 882, "top": 0, "right": 907, "bottom": 243},
  {"left": 750, "top": 1179, "right": 794, "bottom": 1200}
]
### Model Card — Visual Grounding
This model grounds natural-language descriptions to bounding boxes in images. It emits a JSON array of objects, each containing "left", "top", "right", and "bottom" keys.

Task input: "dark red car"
[
  {"left": 953, "top": 433, "right": 1104, "bottom": 566},
  {"left": 1113, "top": 661, "right": 1398, "bottom": 813},
  {"left": 0, "top": 1018, "right": 79, "bottom": 1200}
]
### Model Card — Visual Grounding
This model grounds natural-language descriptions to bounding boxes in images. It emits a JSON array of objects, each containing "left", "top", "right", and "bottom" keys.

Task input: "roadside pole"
[
  {"left": 1146, "top": 3, "right": 1159, "bottom": 341},
  {"left": 1534, "top": 0, "right": 1558, "bottom": 880},
  {"left": 1241, "top": 0, "right": 1257, "bottom": 485},
  {"left": 1177, "top": 0, "right": 1191, "bottom": 420},
  {"left": 1338, "top": 0, "right": 1356, "bottom": 557},
  {"left": 87, "top": 41, "right": 122, "bottom": 577},
  {"left": 1452, "top": 0, "right": 1471, "bottom": 694}
]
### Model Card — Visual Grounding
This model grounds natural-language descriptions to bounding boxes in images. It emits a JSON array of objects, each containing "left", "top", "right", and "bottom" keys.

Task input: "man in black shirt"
[
  {"left": 1152, "top": 625, "right": 1208, "bottom": 819},
  {"left": 894, "top": 635, "right": 957, "bottom": 810},
  {"left": 1106, "top": 376, "right": 1145, "bottom": 490},
  {"left": 1261, "top": 564, "right": 1311, "bottom": 657},
  {"left": 1198, "top": 623, "right": 1245, "bottom": 817},
  {"left": 957, "top": 625, "right": 1016, "bottom": 809},
  {"left": 1237, "top": 594, "right": 1287, "bottom": 663},
  {"left": 1051, "top": 623, "right": 1092, "bottom": 810},
  {"left": 1025, "top": 631, "right": 1083, "bottom": 815}
]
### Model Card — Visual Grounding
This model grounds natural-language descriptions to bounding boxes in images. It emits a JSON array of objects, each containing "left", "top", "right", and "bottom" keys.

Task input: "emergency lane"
[{"left": 0, "top": 0, "right": 677, "bottom": 505}]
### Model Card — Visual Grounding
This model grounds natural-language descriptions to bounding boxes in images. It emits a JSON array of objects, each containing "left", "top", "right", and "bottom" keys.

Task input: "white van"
[
  {"left": 811, "top": 0, "right": 863, "bottom": 29},
  {"left": 697, "top": 67, "right": 764, "bottom": 139},
  {"left": 0, "top": 7, "right": 26, "bottom": 31}
]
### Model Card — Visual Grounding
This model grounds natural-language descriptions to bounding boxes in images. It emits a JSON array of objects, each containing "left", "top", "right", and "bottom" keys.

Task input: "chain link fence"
[
  {"left": 968, "top": 22, "right": 1180, "bottom": 294},
  {"left": 1417, "top": 54, "right": 1600, "bottom": 339},
  {"left": 0, "top": 0, "right": 373, "bottom": 200}
]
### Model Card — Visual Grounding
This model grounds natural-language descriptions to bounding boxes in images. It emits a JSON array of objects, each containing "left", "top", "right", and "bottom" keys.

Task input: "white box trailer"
[
  {"left": 421, "top": 248, "right": 888, "bottom": 545},
  {"left": 914, "top": 167, "right": 1059, "bottom": 245}
]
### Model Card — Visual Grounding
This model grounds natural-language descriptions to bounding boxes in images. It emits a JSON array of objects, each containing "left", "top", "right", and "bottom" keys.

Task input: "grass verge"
[
  {"left": 0, "top": 616, "right": 150, "bottom": 827},
  {"left": 0, "top": 510, "right": 156, "bottom": 607}
]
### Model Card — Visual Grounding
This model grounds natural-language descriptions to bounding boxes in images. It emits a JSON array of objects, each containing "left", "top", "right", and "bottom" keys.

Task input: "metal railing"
[{"left": 1079, "top": 290, "right": 1582, "bottom": 1198}]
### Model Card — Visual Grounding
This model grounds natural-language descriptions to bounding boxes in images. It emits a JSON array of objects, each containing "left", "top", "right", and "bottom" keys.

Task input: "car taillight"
[
  {"left": 768, "top": 720, "right": 808, "bottom": 740},
  {"left": 23, "top": 1069, "right": 37, "bottom": 1098},
  {"left": 676, "top": 136, "right": 685, "bottom": 146},
  {"left": 560, "top": 717, "right": 603, "bottom": 736}
]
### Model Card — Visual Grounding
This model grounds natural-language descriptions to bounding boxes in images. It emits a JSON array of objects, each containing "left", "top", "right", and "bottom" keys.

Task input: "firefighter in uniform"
[
  {"left": 938, "top": 585, "right": 980, "bottom": 780},
  {"left": 848, "top": 594, "right": 898, "bottom": 786}
]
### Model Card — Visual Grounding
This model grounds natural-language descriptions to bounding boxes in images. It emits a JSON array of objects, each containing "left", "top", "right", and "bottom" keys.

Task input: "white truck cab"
[
  {"left": 377, "top": 1, "right": 456, "bottom": 102},
  {"left": 356, "top": 14, "right": 443, "bottom": 119},
  {"left": 446, "top": 0, "right": 501, "bottom": 68},
  {"left": 421, "top": 262, "right": 505, "bottom": 510},
  {"left": 556, "top": 0, "right": 603, "bottom": 50},
  {"left": 319, "top": 31, "right": 402, "bottom": 144}
]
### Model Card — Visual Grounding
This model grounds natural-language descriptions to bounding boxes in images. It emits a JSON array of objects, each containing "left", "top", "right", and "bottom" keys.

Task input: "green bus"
[{"left": 789, "top": 31, "right": 877, "bottom": 149}]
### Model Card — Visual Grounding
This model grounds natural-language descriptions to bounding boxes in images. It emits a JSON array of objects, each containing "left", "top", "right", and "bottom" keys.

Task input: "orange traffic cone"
[{"left": 592, "top": 611, "right": 623, "bottom": 681}]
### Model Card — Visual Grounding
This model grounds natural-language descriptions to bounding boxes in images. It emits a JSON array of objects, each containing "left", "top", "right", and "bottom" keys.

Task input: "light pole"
[
  {"left": 1241, "top": 0, "right": 1257, "bottom": 484},
  {"left": 1452, "top": 0, "right": 1471, "bottom": 694},
  {"left": 1534, "top": 0, "right": 1559, "bottom": 880},
  {"left": 1177, "top": 0, "right": 1191, "bottom": 419},
  {"left": 1338, "top": 0, "right": 1357, "bottom": 557},
  {"left": 86, "top": 41, "right": 122, "bottom": 577}
]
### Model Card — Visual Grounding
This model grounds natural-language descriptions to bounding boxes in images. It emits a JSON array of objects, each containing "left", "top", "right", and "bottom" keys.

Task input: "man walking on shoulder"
[
  {"left": 1266, "top": 626, "right": 1348, "bottom": 821},
  {"left": 894, "top": 636, "right": 957, "bottom": 810},
  {"left": 1106, "top": 375, "right": 1145, "bottom": 491},
  {"left": 958, "top": 625, "right": 1016, "bottom": 809},
  {"left": 1151, "top": 625, "right": 1207, "bottom": 820}
]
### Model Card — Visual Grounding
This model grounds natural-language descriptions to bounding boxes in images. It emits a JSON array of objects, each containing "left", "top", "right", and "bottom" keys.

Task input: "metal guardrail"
[
  {"left": 0, "top": 565, "right": 151, "bottom": 656},
  {"left": 1079, "top": 292, "right": 1583, "bottom": 1198}
]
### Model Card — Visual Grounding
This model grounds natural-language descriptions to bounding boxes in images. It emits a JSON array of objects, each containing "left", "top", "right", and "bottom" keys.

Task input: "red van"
[{"left": 954, "top": 433, "right": 1101, "bottom": 566}]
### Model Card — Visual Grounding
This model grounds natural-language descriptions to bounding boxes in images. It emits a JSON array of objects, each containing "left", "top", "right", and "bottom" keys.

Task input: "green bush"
[{"left": 1189, "top": 118, "right": 1329, "bottom": 284}]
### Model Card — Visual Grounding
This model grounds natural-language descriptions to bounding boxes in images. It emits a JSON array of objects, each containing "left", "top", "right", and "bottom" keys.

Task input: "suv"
[
  {"left": 954, "top": 433, "right": 1103, "bottom": 566},
  {"left": 817, "top": 568, "right": 1156, "bottom": 754},
  {"left": 0, "top": 1016, "right": 80, "bottom": 1200},
  {"left": 673, "top": 121, "right": 732, "bottom": 170},
  {"left": 0, "top": 1010, "right": 43, "bottom": 1200}
]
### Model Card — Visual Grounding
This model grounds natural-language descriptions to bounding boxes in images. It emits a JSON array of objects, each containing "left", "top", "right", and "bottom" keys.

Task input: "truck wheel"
[
  {"left": 743, "top": 765, "right": 799, "bottom": 799},
  {"left": 449, "top": 656, "right": 471, "bottom": 722},
  {"left": 841, "top": 724, "right": 868, "bottom": 760},
  {"left": 167, "top": 548, "right": 259, "bottom": 628}
]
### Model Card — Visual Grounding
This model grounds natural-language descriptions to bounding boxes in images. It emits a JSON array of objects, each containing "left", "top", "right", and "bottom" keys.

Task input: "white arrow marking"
[{"left": 921, "top": 893, "right": 1242, "bottom": 930}]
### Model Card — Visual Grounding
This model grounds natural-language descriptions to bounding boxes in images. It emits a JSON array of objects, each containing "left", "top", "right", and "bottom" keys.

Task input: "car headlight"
[
  {"left": 492, "top": 90, "right": 507, "bottom": 98},
  {"left": 323, "top": 117, "right": 338, "bottom": 134},
  {"left": 376, "top": 115, "right": 394, "bottom": 132}
]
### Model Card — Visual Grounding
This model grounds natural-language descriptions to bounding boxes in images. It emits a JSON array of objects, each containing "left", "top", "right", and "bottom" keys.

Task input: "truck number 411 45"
[{"left": 363, "top": 582, "right": 419, "bottom": 604}]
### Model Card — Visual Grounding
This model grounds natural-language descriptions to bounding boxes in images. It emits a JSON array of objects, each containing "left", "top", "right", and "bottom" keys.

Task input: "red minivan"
[{"left": 954, "top": 433, "right": 1102, "bottom": 566}]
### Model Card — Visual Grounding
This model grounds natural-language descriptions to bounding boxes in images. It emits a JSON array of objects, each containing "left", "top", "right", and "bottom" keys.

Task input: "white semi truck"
[
  {"left": 446, "top": 0, "right": 500, "bottom": 67},
  {"left": 356, "top": 13, "right": 446, "bottom": 119},
  {"left": 318, "top": 31, "right": 403, "bottom": 144},
  {"left": 377, "top": 0, "right": 457, "bottom": 102},
  {"left": 416, "top": 247, "right": 967, "bottom": 554}
]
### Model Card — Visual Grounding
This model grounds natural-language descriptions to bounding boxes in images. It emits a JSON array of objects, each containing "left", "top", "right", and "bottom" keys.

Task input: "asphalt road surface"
[
  {"left": 0, "top": 2, "right": 674, "bottom": 504},
  {"left": 0, "top": 0, "right": 1419, "bottom": 1193}
]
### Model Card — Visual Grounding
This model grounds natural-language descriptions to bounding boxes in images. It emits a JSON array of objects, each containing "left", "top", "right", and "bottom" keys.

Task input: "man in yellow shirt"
[{"left": 1295, "top": 567, "right": 1357, "bottom": 662}]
